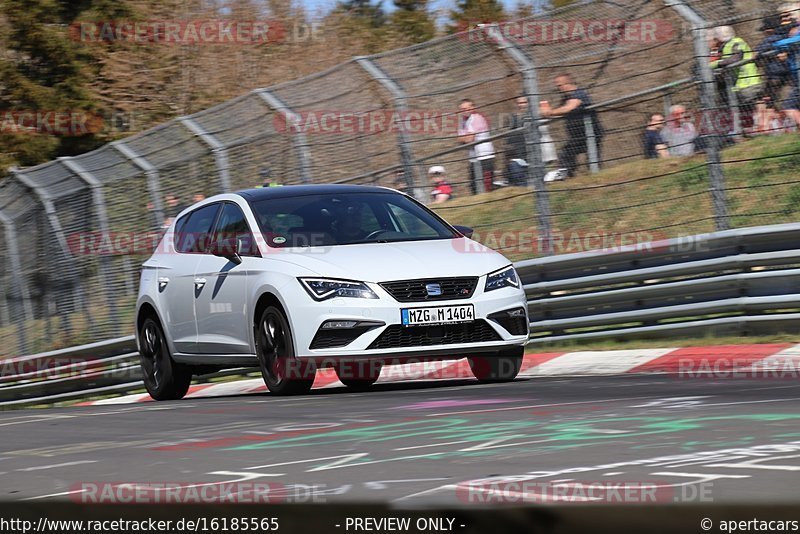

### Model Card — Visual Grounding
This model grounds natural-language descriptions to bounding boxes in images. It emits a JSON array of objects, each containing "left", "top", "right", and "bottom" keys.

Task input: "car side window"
[
  {"left": 176, "top": 203, "right": 220, "bottom": 254},
  {"left": 174, "top": 212, "right": 190, "bottom": 241},
  {"left": 387, "top": 202, "right": 439, "bottom": 237},
  {"left": 212, "top": 202, "right": 258, "bottom": 256}
]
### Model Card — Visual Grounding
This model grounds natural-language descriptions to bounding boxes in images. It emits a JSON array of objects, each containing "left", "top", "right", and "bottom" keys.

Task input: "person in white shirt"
[
  {"left": 661, "top": 104, "right": 697, "bottom": 157},
  {"left": 457, "top": 98, "right": 497, "bottom": 194}
]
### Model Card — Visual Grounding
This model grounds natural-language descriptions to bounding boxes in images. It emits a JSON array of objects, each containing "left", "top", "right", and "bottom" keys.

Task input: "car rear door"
[{"left": 160, "top": 202, "right": 220, "bottom": 354}]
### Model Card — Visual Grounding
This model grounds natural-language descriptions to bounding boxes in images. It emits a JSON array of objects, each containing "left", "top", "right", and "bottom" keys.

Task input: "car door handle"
[{"left": 194, "top": 278, "right": 207, "bottom": 289}]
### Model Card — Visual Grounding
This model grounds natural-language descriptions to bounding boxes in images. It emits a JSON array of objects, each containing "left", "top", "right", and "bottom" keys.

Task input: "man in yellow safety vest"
[
  {"left": 710, "top": 25, "right": 763, "bottom": 131},
  {"left": 711, "top": 26, "right": 762, "bottom": 105}
]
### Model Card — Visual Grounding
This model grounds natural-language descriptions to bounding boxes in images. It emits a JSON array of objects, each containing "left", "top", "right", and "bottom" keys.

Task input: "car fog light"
[{"left": 321, "top": 320, "right": 359, "bottom": 329}]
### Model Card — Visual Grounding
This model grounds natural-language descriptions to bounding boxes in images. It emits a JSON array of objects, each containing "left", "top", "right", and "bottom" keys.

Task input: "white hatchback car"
[{"left": 135, "top": 185, "right": 528, "bottom": 399}]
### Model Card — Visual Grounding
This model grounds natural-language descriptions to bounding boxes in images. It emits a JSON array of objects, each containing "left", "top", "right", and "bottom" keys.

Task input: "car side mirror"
[
  {"left": 209, "top": 238, "right": 242, "bottom": 265},
  {"left": 453, "top": 225, "right": 474, "bottom": 239}
]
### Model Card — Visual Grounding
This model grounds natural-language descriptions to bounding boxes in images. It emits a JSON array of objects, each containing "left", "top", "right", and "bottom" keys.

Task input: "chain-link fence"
[{"left": 1, "top": 0, "right": 796, "bottom": 357}]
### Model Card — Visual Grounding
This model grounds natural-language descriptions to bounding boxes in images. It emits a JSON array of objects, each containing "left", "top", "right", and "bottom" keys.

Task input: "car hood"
[{"left": 265, "top": 237, "right": 512, "bottom": 282}]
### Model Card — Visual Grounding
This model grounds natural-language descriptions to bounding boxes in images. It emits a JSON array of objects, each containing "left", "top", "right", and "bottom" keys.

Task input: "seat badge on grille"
[{"left": 425, "top": 283, "right": 442, "bottom": 297}]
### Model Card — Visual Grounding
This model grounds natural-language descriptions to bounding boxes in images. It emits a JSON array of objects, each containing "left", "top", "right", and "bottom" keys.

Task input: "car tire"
[
  {"left": 139, "top": 317, "right": 193, "bottom": 401},
  {"left": 468, "top": 347, "right": 524, "bottom": 383},
  {"left": 256, "top": 306, "right": 315, "bottom": 395},
  {"left": 335, "top": 361, "right": 383, "bottom": 390}
]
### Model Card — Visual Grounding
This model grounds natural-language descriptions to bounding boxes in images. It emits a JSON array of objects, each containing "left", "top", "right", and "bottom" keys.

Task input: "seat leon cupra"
[{"left": 135, "top": 184, "right": 529, "bottom": 399}]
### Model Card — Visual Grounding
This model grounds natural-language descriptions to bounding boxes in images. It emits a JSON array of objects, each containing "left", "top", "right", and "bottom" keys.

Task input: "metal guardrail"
[
  {"left": 3, "top": 223, "right": 800, "bottom": 407},
  {"left": 518, "top": 222, "right": 800, "bottom": 343},
  {"left": 0, "top": 332, "right": 260, "bottom": 408}
]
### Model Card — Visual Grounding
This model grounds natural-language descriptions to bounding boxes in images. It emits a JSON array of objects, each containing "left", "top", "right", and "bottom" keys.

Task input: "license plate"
[{"left": 401, "top": 305, "right": 475, "bottom": 326}]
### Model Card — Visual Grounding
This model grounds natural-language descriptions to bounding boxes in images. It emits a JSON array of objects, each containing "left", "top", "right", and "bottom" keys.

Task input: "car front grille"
[
  {"left": 367, "top": 320, "right": 500, "bottom": 350},
  {"left": 379, "top": 277, "right": 478, "bottom": 302}
]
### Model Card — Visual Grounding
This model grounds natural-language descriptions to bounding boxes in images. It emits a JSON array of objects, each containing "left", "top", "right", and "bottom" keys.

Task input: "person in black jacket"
[
  {"left": 539, "top": 74, "right": 604, "bottom": 182},
  {"left": 755, "top": 15, "right": 792, "bottom": 104},
  {"left": 643, "top": 113, "right": 669, "bottom": 159}
]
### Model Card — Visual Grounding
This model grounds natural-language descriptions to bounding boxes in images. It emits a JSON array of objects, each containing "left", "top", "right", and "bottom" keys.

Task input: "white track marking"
[{"left": 16, "top": 460, "right": 98, "bottom": 472}]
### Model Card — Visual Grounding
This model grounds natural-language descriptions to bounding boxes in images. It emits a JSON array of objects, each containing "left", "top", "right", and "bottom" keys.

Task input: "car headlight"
[
  {"left": 299, "top": 278, "right": 379, "bottom": 301},
  {"left": 484, "top": 265, "right": 519, "bottom": 292}
]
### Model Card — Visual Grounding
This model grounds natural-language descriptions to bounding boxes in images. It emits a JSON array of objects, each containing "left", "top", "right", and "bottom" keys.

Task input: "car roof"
[{"left": 236, "top": 184, "right": 397, "bottom": 202}]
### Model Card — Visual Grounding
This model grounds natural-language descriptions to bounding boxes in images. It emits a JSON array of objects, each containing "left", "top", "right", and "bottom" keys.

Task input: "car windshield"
[{"left": 251, "top": 191, "right": 458, "bottom": 247}]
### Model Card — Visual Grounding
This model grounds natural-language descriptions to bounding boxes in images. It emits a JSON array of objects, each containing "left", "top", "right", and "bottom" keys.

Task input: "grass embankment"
[{"left": 432, "top": 135, "right": 800, "bottom": 262}]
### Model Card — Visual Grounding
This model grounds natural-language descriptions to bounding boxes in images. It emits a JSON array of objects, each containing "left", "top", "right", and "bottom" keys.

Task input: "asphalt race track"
[{"left": 2, "top": 374, "right": 800, "bottom": 506}]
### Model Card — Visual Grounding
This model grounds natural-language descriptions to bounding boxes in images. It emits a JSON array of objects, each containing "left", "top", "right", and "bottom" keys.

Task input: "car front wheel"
[
  {"left": 139, "top": 317, "right": 193, "bottom": 400},
  {"left": 256, "top": 306, "right": 315, "bottom": 395}
]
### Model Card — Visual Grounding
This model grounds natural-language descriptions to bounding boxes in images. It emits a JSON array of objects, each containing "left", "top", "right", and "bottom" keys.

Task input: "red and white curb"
[{"left": 77, "top": 343, "right": 800, "bottom": 406}]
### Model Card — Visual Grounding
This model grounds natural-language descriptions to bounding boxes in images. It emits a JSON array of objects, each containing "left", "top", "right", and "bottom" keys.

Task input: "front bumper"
[{"left": 288, "top": 279, "right": 528, "bottom": 360}]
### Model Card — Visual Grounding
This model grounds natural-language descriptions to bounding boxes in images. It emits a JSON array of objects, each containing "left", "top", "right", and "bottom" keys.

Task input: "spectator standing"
[
  {"left": 661, "top": 105, "right": 697, "bottom": 157},
  {"left": 755, "top": 15, "right": 792, "bottom": 104},
  {"left": 773, "top": 25, "right": 800, "bottom": 127},
  {"left": 539, "top": 74, "right": 604, "bottom": 182},
  {"left": 643, "top": 113, "right": 669, "bottom": 159},
  {"left": 427, "top": 166, "right": 453, "bottom": 204},
  {"left": 505, "top": 96, "right": 558, "bottom": 186},
  {"left": 457, "top": 98, "right": 496, "bottom": 194},
  {"left": 710, "top": 26, "right": 763, "bottom": 131}
]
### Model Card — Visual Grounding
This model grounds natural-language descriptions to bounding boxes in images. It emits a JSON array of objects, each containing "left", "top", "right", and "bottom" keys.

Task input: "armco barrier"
[
  {"left": 0, "top": 334, "right": 260, "bottom": 408},
  {"left": 520, "top": 222, "right": 800, "bottom": 343},
  {"left": 3, "top": 223, "right": 800, "bottom": 407}
]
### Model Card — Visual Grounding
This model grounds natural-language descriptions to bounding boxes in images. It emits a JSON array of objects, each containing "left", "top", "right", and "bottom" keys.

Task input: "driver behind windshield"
[{"left": 332, "top": 203, "right": 367, "bottom": 243}]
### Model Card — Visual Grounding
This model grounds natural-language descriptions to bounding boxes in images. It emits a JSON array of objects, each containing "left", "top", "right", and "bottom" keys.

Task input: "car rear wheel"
[
  {"left": 335, "top": 361, "right": 383, "bottom": 390},
  {"left": 256, "top": 306, "right": 315, "bottom": 395},
  {"left": 468, "top": 347, "right": 524, "bottom": 383},
  {"left": 139, "top": 317, "right": 192, "bottom": 401}
]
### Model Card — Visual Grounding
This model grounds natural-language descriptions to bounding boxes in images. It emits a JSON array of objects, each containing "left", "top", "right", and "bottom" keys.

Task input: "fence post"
[
  {"left": 665, "top": 0, "right": 730, "bottom": 231},
  {"left": 10, "top": 167, "right": 84, "bottom": 339},
  {"left": 483, "top": 23, "right": 553, "bottom": 254},
  {"left": 178, "top": 117, "right": 232, "bottom": 193},
  {"left": 254, "top": 89, "right": 312, "bottom": 184},
  {"left": 354, "top": 56, "right": 423, "bottom": 201},
  {"left": 0, "top": 209, "right": 33, "bottom": 353},
  {"left": 583, "top": 116, "right": 600, "bottom": 173},
  {"left": 663, "top": 91, "right": 673, "bottom": 120},
  {"left": 59, "top": 157, "right": 120, "bottom": 327},
  {"left": 112, "top": 141, "right": 165, "bottom": 228}
]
